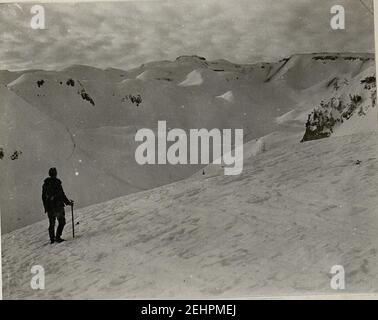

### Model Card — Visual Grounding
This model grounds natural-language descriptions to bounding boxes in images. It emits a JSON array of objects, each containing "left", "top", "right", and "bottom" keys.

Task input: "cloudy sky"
[{"left": 0, "top": 0, "right": 375, "bottom": 71}]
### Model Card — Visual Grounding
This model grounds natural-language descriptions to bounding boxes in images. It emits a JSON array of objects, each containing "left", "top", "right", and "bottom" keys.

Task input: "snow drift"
[{"left": 178, "top": 70, "right": 204, "bottom": 87}]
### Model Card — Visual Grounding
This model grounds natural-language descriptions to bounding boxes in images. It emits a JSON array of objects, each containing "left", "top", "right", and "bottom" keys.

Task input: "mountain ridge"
[{"left": 0, "top": 52, "right": 376, "bottom": 233}]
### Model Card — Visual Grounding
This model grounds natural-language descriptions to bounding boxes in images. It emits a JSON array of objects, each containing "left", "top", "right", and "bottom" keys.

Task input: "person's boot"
[
  {"left": 55, "top": 237, "right": 65, "bottom": 243},
  {"left": 50, "top": 239, "right": 55, "bottom": 244}
]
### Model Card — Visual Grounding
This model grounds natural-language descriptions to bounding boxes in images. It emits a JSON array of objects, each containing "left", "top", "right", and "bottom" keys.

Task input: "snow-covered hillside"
[
  {"left": 2, "top": 131, "right": 378, "bottom": 299},
  {"left": 0, "top": 53, "right": 376, "bottom": 233}
]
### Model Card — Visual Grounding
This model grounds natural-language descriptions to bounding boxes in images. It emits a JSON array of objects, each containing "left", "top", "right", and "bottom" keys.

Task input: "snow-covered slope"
[
  {"left": 301, "top": 66, "right": 377, "bottom": 142},
  {"left": 1, "top": 53, "right": 376, "bottom": 232},
  {"left": 0, "top": 86, "right": 142, "bottom": 231},
  {"left": 178, "top": 70, "right": 204, "bottom": 87},
  {"left": 2, "top": 131, "right": 378, "bottom": 299}
]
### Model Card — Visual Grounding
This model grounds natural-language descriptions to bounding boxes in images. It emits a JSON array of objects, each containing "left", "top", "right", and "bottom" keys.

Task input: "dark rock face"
[
  {"left": 66, "top": 79, "right": 75, "bottom": 86},
  {"left": 36, "top": 80, "right": 45, "bottom": 87},
  {"left": 302, "top": 74, "right": 376, "bottom": 143}
]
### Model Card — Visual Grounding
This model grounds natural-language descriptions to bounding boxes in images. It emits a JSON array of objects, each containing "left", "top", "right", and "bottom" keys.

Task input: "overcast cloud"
[{"left": 0, "top": 0, "right": 375, "bottom": 71}]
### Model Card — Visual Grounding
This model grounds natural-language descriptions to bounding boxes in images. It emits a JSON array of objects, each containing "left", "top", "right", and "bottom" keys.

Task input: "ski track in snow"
[{"left": 2, "top": 131, "right": 378, "bottom": 299}]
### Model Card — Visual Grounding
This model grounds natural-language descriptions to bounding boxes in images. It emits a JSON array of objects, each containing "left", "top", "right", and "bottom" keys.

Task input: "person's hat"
[{"left": 48, "top": 167, "right": 57, "bottom": 177}]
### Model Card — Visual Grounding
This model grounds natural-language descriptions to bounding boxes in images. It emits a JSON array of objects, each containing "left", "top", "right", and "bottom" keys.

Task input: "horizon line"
[{"left": 2, "top": 51, "right": 375, "bottom": 73}]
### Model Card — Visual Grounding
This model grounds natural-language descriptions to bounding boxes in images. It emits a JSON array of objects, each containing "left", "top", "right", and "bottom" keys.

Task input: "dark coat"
[{"left": 42, "top": 177, "right": 71, "bottom": 213}]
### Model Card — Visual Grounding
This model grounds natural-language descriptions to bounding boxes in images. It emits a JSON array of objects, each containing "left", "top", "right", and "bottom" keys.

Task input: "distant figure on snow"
[{"left": 42, "top": 168, "right": 74, "bottom": 244}]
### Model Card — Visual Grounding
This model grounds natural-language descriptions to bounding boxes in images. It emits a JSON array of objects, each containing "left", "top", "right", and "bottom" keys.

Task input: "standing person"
[{"left": 42, "top": 168, "right": 74, "bottom": 244}]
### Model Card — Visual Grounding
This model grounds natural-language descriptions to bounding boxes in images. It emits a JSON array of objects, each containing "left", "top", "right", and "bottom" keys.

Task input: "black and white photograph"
[{"left": 0, "top": 0, "right": 377, "bottom": 300}]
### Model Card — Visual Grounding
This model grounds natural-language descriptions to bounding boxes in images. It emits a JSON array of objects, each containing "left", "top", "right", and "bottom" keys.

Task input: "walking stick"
[{"left": 71, "top": 204, "right": 75, "bottom": 238}]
